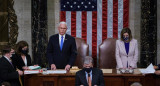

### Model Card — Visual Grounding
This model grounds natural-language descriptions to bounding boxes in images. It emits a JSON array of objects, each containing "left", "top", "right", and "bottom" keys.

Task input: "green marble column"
[
  {"left": 140, "top": 0, "right": 157, "bottom": 67},
  {"left": 32, "top": 0, "right": 48, "bottom": 67}
]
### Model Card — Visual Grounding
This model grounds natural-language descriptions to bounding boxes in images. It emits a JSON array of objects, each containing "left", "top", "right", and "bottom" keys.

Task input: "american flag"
[{"left": 60, "top": 0, "right": 129, "bottom": 66}]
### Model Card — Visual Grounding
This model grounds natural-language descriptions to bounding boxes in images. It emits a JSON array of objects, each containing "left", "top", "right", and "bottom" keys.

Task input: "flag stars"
[
  {"left": 61, "top": 0, "right": 97, "bottom": 11},
  {"left": 81, "top": 2, "right": 84, "bottom": 4},
  {"left": 77, "top": 5, "right": 80, "bottom": 8}
]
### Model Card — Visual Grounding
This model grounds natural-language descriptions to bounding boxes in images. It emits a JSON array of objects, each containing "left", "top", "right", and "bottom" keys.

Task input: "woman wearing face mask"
[
  {"left": 115, "top": 28, "right": 138, "bottom": 68},
  {"left": 11, "top": 41, "right": 32, "bottom": 71}
]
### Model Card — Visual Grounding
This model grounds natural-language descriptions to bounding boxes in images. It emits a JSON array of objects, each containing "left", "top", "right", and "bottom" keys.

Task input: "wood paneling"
[{"left": 24, "top": 70, "right": 159, "bottom": 86}]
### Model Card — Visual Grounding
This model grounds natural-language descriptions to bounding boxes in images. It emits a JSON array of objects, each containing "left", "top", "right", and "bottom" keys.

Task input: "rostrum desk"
[{"left": 24, "top": 69, "right": 160, "bottom": 86}]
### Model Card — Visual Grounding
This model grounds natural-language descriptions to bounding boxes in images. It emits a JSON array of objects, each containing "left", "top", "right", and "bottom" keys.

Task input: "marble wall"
[
  {"left": 14, "top": 0, "right": 32, "bottom": 57},
  {"left": 48, "top": 0, "right": 60, "bottom": 38},
  {"left": 140, "top": 0, "right": 157, "bottom": 67},
  {"left": 129, "top": 0, "right": 141, "bottom": 65},
  {"left": 32, "top": 0, "right": 48, "bottom": 67}
]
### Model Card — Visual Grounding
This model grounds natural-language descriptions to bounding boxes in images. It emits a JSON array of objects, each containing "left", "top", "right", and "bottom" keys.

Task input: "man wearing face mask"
[
  {"left": 0, "top": 45, "right": 23, "bottom": 86},
  {"left": 75, "top": 56, "right": 105, "bottom": 86},
  {"left": 115, "top": 28, "right": 138, "bottom": 68}
]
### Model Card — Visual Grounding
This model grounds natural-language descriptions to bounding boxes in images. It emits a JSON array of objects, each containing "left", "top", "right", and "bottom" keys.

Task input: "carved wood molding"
[
  {"left": 8, "top": 0, "right": 18, "bottom": 46},
  {"left": 0, "top": 0, "right": 18, "bottom": 55}
]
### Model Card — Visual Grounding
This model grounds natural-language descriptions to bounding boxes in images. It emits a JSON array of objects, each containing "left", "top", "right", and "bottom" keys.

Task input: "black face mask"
[
  {"left": 83, "top": 67, "right": 93, "bottom": 73},
  {"left": 21, "top": 49, "right": 28, "bottom": 55}
]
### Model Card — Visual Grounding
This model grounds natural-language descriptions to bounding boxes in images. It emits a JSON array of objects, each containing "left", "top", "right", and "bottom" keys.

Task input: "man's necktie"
[
  {"left": 88, "top": 73, "right": 92, "bottom": 86},
  {"left": 60, "top": 36, "right": 63, "bottom": 51},
  {"left": 9, "top": 59, "right": 14, "bottom": 67}
]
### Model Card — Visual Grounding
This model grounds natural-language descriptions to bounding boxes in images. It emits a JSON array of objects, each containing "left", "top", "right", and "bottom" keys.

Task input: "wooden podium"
[{"left": 24, "top": 69, "right": 160, "bottom": 86}]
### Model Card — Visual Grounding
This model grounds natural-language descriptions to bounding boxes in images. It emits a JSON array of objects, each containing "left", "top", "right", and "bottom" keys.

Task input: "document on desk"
[
  {"left": 139, "top": 63, "right": 155, "bottom": 74},
  {"left": 101, "top": 69, "right": 112, "bottom": 73},
  {"left": 28, "top": 66, "right": 41, "bottom": 70},
  {"left": 47, "top": 70, "right": 67, "bottom": 74},
  {"left": 24, "top": 70, "right": 40, "bottom": 74}
]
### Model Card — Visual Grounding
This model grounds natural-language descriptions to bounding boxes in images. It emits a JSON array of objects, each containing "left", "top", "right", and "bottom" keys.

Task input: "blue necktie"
[{"left": 60, "top": 36, "right": 63, "bottom": 51}]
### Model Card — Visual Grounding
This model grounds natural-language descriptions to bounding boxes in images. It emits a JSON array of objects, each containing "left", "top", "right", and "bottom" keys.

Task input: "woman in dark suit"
[{"left": 12, "top": 41, "right": 32, "bottom": 71}]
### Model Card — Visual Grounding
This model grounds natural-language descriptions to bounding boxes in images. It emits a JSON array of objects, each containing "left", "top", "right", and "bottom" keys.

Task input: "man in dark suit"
[
  {"left": 75, "top": 56, "right": 105, "bottom": 86},
  {"left": 0, "top": 46, "right": 23, "bottom": 86},
  {"left": 47, "top": 22, "right": 77, "bottom": 70}
]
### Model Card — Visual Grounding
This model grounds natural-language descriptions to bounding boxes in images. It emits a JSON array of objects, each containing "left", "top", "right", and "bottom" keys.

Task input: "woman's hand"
[{"left": 22, "top": 66, "right": 29, "bottom": 70}]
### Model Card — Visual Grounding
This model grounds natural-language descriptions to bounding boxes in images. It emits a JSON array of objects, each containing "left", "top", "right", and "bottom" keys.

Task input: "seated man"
[
  {"left": 75, "top": 56, "right": 105, "bottom": 86},
  {"left": 130, "top": 82, "right": 142, "bottom": 86},
  {"left": 0, "top": 46, "right": 23, "bottom": 86}
]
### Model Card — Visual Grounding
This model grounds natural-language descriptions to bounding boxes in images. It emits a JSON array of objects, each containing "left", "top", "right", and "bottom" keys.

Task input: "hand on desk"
[
  {"left": 65, "top": 64, "right": 71, "bottom": 71},
  {"left": 155, "top": 70, "right": 160, "bottom": 75},
  {"left": 154, "top": 66, "right": 158, "bottom": 69},
  {"left": 51, "top": 64, "right": 56, "bottom": 70},
  {"left": 23, "top": 66, "right": 29, "bottom": 70}
]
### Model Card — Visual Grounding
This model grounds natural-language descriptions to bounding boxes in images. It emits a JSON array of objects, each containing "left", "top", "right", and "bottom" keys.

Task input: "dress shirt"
[
  {"left": 124, "top": 42, "right": 129, "bottom": 55},
  {"left": 4, "top": 56, "right": 11, "bottom": 63},
  {"left": 85, "top": 71, "right": 92, "bottom": 82},
  {"left": 24, "top": 56, "right": 27, "bottom": 66}
]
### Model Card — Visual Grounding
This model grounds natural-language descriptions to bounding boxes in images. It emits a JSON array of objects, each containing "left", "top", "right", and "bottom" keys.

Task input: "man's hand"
[
  {"left": 155, "top": 70, "right": 160, "bottom": 75},
  {"left": 154, "top": 66, "right": 158, "bottom": 69},
  {"left": 51, "top": 64, "right": 56, "bottom": 70},
  {"left": 65, "top": 64, "right": 71, "bottom": 71},
  {"left": 17, "top": 70, "right": 23, "bottom": 76}
]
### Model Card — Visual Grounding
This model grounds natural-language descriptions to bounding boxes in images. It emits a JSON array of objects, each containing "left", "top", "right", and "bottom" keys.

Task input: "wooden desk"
[{"left": 24, "top": 69, "right": 160, "bottom": 86}]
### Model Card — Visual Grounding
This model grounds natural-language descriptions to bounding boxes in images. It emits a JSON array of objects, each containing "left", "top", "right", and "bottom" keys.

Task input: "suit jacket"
[
  {"left": 11, "top": 54, "right": 32, "bottom": 71},
  {"left": 75, "top": 68, "right": 105, "bottom": 86},
  {"left": 0, "top": 56, "right": 20, "bottom": 86},
  {"left": 47, "top": 34, "right": 77, "bottom": 69},
  {"left": 115, "top": 39, "right": 138, "bottom": 68}
]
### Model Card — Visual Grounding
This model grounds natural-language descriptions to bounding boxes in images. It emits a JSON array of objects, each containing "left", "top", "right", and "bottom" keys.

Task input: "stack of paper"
[
  {"left": 101, "top": 69, "right": 112, "bottom": 73},
  {"left": 28, "top": 66, "right": 41, "bottom": 70},
  {"left": 24, "top": 70, "right": 40, "bottom": 74},
  {"left": 139, "top": 63, "right": 155, "bottom": 74},
  {"left": 47, "top": 70, "right": 66, "bottom": 74}
]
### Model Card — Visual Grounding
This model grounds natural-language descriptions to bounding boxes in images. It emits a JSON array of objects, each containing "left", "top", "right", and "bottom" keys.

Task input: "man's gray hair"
[
  {"left": 59, "top": 21, "right": 67, "bottom": 26},
  {"left": 130, "top": 82, "right": 142, "bottom": 86},
  {"left": 83, "top": 56, "right": 93, "bottom": 64}
]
